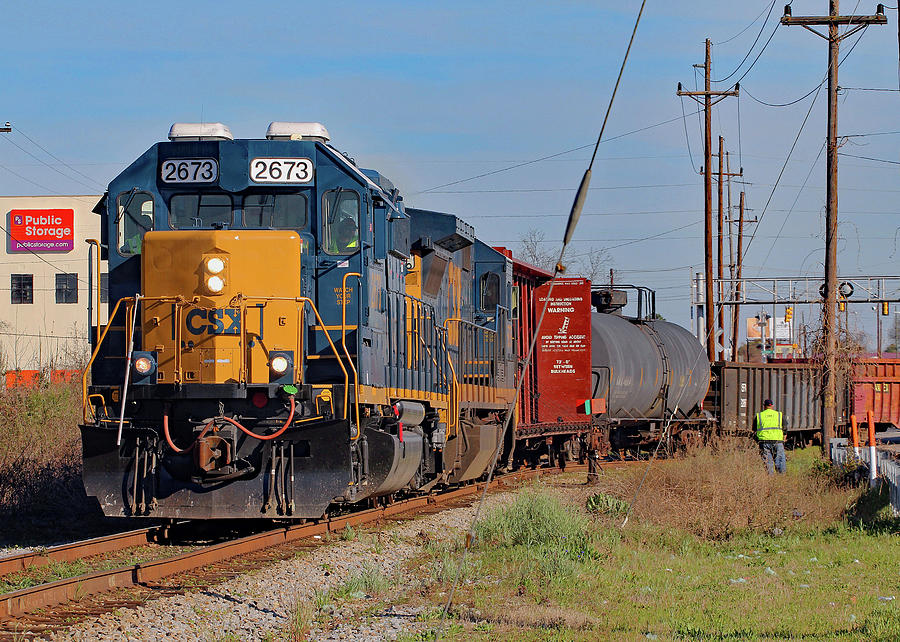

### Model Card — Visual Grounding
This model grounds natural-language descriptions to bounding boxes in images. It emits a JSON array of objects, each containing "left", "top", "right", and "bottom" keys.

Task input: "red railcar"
[{"left": 849, "top": 358, "right": 900, "bottom": 429}]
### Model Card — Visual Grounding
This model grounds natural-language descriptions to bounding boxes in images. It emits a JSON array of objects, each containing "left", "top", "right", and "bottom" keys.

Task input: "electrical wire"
[
  {"left": 429, "top": 182, "right": 694, "bottom": 194},
  {"left": 413, "top": 110, "right": 700, "bottom": 195},
  {"left": 716, "top": 0, "right": 779, "bottom": 45},
  {"left": 14, "top": 128, "right": 108, "bottom": 188},
  {"left": 0, "top": 134, "right": 104, "bottom": 193},
  {"left": 680, "top": 95, "right": 699, "bottom": 173},
  {"left": 837, "top": 152, "right": 900, "bottom": 165},
  {"left": 0, "top": 220, "right": 93, "bottom": 288},
  {"left": 758, "top": 142, "right": 826, "bottom": 269},
  {"left": 712, "top": 0, "right": 779, "bottom": 83}
]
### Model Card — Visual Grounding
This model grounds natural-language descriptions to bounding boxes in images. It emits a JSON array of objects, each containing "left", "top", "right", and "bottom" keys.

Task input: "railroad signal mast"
[{"left": 780, "top": 2, "right": 888, "bottom": 447}]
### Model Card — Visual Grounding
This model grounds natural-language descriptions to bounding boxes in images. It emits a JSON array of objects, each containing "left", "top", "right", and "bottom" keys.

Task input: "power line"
[
  {"left": 715, "top": 0, "right": 778, "bottom": 45},
  {"left": 744, "top": 82, "right": 823, "bottom": 107},
  {"left": 680, "top": 95, "right": 699, "bottom": 173},
  {"left": 414, "top": 110, "right": 701, "bottom": 195},
  {"left": 712, "top": 0, "right": 778, "bottom": 83},
  {"left": 759, "top": 142, "right": 826, "bottom": 267},
  {"left": 837, "top": 152, "right": 900, "bottom": 165},
  {"left": 14, "top": 128, "right": 109, "bottom": 188},
  {"left": 428, "top": 182, "right": 694, "bottom": 194},
  {"left": 841, "top": 86, "right": 900, "bottom": 91},
  {"left": 0, "top": 220, "right": 92, "bottom": 288},
  {"left": 0, "top": 134, "right": 104, "bottom": 193}
]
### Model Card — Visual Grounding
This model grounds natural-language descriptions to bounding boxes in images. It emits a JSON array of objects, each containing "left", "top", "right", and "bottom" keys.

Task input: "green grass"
[{"left": 422, "top": 450, "right": 900, "bottom": 641}]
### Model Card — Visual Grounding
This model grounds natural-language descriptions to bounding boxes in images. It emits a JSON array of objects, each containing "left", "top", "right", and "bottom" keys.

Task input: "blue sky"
[{"left": 1, "top": 1, "right": 898, "bottom": 340}]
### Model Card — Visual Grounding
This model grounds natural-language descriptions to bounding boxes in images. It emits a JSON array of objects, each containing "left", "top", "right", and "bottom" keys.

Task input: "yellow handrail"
[
  {"left": 82, "top": 297, "right": 127, "bottom": 422},
  {"left": 340, "top": 272, "right": 363, "bottom": 441},
  {"left": 85, "top": 239, "right": 101, "bottom": 344},
  {"left": 237, "top": 295, "right": 349, "bottom": 413}
]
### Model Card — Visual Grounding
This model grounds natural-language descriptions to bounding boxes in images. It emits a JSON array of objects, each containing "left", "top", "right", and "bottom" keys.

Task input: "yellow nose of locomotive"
[{"left": 141, "top": 230, "right": 303, "bottom": 385}]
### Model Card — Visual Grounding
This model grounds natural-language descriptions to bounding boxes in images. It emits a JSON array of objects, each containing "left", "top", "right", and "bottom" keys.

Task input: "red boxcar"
[{"left": 850, "top": 358, "right": 900, "bottom": 429}]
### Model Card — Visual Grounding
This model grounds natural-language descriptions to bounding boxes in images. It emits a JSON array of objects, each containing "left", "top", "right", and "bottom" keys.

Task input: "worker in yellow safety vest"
[
  {"left": 755, "top": 399, "right": 786, "bottom": 474},
  {"left": 329, "top": 217, "right": 359, "bottom": 254}
]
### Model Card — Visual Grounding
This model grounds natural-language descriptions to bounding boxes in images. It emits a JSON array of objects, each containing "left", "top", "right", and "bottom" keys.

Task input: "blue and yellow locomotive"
[{"left": 82, "top": 122, "right": 516, "bottom": 519}]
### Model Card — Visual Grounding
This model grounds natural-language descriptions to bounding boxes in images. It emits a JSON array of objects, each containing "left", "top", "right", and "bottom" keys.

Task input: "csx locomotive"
[
  {"left": 82, "top": 122, "right": 521, "bottom": 519},
  {"left": 81, "top": 122, "right": 710, "bottom": 520}
]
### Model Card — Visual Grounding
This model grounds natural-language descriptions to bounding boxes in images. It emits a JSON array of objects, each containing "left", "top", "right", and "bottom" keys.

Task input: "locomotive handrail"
[
  {"left": 234, "top": 295, "right": 350, "bottom": 420},
  {"left": 340, "top": 272, "right": 363, "bottom": 440},
  {"left": 82, "top": 296, "right": 127, "bottom": 422}
]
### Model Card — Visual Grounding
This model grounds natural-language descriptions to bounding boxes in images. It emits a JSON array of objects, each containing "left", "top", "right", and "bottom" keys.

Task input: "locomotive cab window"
[
  {"left": 116, "top": 191, "right": 154, "bottom": 256},
  {"left": 322, "top": 189, "right": 360, "bottom": 255},
  {"left": 480, "top": 272, "right": 500, "bottom": 311},
  {"left": 243, "top": 193, "right": 308, "bottom": 229},
  {"left": 169, "top": 194, "right": 232, "bottom": 229}
]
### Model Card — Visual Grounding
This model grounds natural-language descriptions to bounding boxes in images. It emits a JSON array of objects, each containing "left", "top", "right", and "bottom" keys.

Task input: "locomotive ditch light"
[
  {"left": 206, "top": 275, "right": 225, "bottom": 293},
  {"left": 206, "top": 257, "right": 225, "bottom": 274},
  {"left": 270, "top": 355, "right": 290, "bottom": 374},
  {"left": 134, "top": 356, "right": 154, "bottom": 375}
]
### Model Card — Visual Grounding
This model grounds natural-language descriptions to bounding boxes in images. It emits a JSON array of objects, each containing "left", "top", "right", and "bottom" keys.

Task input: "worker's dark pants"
[{"left": 759, "top": 441, "right": 786, "bottom": 475}]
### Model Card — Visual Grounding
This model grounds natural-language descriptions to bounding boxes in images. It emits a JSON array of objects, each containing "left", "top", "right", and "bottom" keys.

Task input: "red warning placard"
[
  {"left": 8, "top": 209, "right": 74, "bottom": 253},
  {"left": 534, "top": 278, "right": 592, "bottom": 423}
]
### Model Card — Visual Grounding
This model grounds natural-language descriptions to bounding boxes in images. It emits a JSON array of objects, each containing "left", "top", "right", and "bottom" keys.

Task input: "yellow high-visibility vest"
[{"left": 755, "top": 408, "right": 784, "bottom": 442}]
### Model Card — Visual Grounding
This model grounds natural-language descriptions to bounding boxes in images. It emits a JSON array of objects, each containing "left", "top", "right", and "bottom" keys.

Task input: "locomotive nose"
[{"left": 141, "top": 230, "right": 305, "bottom": 385}]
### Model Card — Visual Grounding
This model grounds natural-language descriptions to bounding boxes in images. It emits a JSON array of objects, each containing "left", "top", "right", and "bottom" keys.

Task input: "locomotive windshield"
[
  {"left": 242, "top": 193, "right": 308, "bottom": 229},
  {"left": 322, "top": 189, "right": 359, "bottom": 255},
  {"left": 169, "top": 193, "right": 232, "bottom": 229}
]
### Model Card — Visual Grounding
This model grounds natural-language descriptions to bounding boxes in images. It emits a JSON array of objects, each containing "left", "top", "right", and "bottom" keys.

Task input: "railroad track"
[{"left": 0, "top": 461, "right": 635, "bottom": 638}]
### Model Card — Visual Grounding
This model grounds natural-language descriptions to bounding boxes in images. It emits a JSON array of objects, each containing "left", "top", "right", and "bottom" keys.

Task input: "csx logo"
[{"left": 185, "top": 308, "right": 241, "bottom": 335}]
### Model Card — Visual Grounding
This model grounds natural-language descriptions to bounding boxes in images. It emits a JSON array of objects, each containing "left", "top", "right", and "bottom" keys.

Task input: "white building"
[{"left": 0, "top": 195, "right": 108, "bottom": 372}]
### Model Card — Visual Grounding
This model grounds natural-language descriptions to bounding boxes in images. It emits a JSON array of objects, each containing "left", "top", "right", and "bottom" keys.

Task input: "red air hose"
[
  {"left": 218, "top": 396, "right": 296, "bottom": 441},
  {"left": 162, "top": 397, "right": 295, "bottom": 452},
  {"left": 163, "top": 414, "right": 214, "bottom": 453}
]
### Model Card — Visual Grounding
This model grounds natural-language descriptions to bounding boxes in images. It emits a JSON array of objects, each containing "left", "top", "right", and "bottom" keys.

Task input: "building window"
[
  {"left": 55, "top": 273, "right": 78, "bottom": 304},
  {"left": 100, "top": 273, "right": 109, "bottom": 304},
  {"left": 11, "top": 274, "right": 33, "bottom": 304}
]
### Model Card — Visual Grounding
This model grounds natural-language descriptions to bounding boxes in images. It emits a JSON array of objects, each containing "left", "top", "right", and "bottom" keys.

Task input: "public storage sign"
[
  {"left": 8, "top": 209, "right": 74, "bottom": 252},
  {"left": 534, "top": 278, "right": 592, "bottom": 423}
]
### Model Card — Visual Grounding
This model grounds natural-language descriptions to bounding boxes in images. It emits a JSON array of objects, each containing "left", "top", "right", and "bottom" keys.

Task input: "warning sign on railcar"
[{"left": 534, "top": 278, "right": 592, "bottom": 423}]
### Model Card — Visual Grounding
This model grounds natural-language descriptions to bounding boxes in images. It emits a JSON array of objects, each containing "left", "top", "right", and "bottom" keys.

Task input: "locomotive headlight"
[
  {"left": 270, "top": 355, "right": 289, "bottom": 374},
  {"left": 206, "top": 275, "right": 225, "bottom": 293},
  {"left": 133, "top": 356, "right": 154, "bottom": 374},
  {"left": 206, "top": 257, "right": 225, "bottom": 274}
]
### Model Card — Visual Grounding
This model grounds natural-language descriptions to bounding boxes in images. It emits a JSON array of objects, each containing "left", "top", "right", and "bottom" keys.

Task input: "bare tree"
[{"left": 517, "top": 228, "right": 615, "bottom": 282}]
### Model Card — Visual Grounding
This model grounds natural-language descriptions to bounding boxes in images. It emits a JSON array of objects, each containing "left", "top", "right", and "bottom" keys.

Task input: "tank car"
[{"left": 81, "top": 122, "right": 516, "bottom": 519}]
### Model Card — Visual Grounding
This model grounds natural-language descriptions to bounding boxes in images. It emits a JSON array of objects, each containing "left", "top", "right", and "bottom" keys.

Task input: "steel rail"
[
  {"left": 0, "top": 462, "right": 633, "bottom": 622},
  {"left": 0, "top": 527, "right": 158, "bottom": 579}
]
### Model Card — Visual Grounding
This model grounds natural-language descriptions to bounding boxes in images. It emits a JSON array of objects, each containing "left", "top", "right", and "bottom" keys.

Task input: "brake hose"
[
  {"left": 162, "top": 396, "right": 297, "bottom": 452},
  {"left": 218, "top": 396, "right": 296, "bottom": 441}
]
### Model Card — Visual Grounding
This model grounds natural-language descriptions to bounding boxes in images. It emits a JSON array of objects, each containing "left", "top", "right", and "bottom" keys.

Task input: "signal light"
[
  {"left": 882, "top": 302, "right": 890, "bottom": 316},
  {"left": 839, "top": 301, "right": 846, "bottom": 312},
  {"left": 785, "top": 307, "right": 793, "bottom": 323}
]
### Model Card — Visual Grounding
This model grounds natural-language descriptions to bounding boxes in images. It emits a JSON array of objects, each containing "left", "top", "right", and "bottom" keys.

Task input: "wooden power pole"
[
  {"left": 781, "top": 2, "right": 887, "bottom": 448},
  {"left": 732, "top": 191, "right": 745, "bottom": 361},
  {"left": 677, "top": 40, "right": 738, "bottom": 362}
]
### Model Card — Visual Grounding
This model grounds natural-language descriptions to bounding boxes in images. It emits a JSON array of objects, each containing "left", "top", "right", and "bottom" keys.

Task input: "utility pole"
[
  {"left": 678, "top": 39, "right": 738, "bottom": 362},
  {"left": 715, "top": 140, "right": 743, "bottom": 360},
  {"left": 731, "top": 191, "right": 745, "bottom": 360},
  {"left": 781, "top": 2, "right": 887, "bottom": 448}
]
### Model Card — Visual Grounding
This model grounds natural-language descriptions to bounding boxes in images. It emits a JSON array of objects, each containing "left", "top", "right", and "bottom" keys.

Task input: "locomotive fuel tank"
[{"left": 590, "top": 313, "right": 709, "bottom": 419}]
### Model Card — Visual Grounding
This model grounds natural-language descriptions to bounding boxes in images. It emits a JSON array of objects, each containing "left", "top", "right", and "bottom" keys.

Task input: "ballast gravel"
[{"left": 50, "top": 490, "right": 519, "bottom": 641}]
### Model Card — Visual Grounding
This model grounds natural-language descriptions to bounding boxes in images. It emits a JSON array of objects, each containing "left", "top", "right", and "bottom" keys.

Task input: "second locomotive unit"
[{"left": 82, "top": 122, "right": 516, "bottom": 519}]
